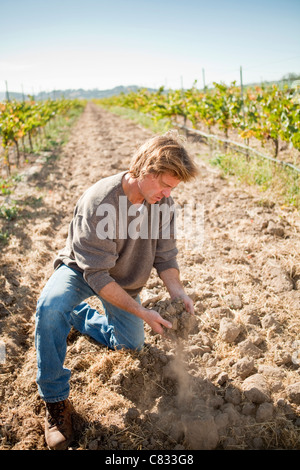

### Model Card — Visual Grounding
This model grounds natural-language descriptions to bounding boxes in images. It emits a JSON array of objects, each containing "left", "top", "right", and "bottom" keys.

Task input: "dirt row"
[{"left": 0, "top": 102, "right": 299, "bottom": 450}]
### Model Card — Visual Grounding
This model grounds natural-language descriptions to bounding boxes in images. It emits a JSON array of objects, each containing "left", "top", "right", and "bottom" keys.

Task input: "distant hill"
[
  {"left": 0, "top": 85, "right": 157, "bottom": 101},
  {"left": 1, "top": 73, "right": 299, "bottom": 102}
]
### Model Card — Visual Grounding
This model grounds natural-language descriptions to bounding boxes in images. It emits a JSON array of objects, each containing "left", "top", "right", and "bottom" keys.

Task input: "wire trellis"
[{"left": 173, "top": 122, "right": 300, "bottom": 175}]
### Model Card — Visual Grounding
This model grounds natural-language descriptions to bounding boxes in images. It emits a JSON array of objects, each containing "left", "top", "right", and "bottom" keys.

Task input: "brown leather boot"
[{"left": 45, "top": 399, "right": 74, "bottom": 450}]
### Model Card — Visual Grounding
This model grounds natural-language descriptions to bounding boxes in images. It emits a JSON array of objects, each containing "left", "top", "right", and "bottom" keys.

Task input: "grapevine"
[
  {"left": 96, "top": 82, "right": 300, "bottom": 162},
  {"left": 0, "top": 98, "right": 84, "bottom": 174}
]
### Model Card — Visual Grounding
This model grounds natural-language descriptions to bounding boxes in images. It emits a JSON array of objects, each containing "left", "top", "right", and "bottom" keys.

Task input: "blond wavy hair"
[{"left": 129, "top": 131, "right": 198, "bottom": 182}]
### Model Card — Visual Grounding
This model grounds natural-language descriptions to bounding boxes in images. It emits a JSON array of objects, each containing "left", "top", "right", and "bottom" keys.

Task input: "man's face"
[{"left": 137, "top": 172, "right": 181, "bottom": 204}]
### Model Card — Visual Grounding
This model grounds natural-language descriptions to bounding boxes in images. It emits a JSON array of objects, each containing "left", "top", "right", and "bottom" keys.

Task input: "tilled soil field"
[{"left": 0, "top": 102, "right": 300, "bottom": 450}]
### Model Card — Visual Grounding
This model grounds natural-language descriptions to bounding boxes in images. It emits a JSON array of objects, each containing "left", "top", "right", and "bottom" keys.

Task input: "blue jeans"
[{"left": 35, "top": 264, "right": 144, "bottom": 403}]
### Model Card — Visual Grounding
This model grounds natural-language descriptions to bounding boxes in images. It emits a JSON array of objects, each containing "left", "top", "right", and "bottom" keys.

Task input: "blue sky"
[{"left": 0, "top": 0, "right": 299, "bottom": 93}]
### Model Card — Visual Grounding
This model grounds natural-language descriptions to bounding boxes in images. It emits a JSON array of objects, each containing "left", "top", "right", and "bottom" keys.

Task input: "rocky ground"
[{"left": 0, "top": 102, "right": 299, "bottom": 450}]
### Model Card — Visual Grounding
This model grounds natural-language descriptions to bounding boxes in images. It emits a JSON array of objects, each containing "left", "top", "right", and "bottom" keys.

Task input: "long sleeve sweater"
[{"left": 54, "top": 171, "right": 179, "bottom": 297}]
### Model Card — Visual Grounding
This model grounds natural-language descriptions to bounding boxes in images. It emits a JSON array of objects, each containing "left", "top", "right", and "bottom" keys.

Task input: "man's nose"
[{"left": 161, "top": 188, "right": 171, "bottom": 198}]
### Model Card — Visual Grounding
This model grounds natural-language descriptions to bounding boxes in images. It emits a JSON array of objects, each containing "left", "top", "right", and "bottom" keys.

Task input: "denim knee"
[
  {"left": 113, "top": 329, "right": 145, "bottom": 351},
  {"left": 35, "top": 295, "right": 70, "bottom": 332},
  {"left": 35, "top": 297, "right": 52, "bottom": 327},
  {"left": 131, "top": 333, "right": 145, "bottom": 351}
]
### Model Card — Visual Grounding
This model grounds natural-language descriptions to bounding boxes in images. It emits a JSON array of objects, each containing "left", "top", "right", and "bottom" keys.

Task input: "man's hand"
[
  {"left": 176, "top": 292, "right": 195, "bottom": 315},
  {"left": 142, "top": 307, "right": 172, "bottom": 335},
  {"left": 159, "top": 268, "right": 194, "bottom": 315},
  {"left": 99, "top": 281, "right": 172, "bottom": 337}
]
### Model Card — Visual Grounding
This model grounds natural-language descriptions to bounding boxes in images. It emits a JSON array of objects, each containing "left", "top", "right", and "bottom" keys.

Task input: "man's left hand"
[{"left": 174, "top": 292, "right": 194, "bottom": 315}]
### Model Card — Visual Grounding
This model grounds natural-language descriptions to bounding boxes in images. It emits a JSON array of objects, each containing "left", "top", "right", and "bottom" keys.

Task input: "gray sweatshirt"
[{"left": 54, "top": 171, "right": 179, "bottom": 297}]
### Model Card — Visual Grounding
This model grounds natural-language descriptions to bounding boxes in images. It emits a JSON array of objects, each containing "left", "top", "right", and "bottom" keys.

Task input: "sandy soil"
[{"left": 0, "top": 102, "right": 300, "bottom": 450}]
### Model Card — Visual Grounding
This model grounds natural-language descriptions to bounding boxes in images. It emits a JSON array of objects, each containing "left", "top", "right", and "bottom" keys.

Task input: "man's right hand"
[
  {"left": 99, "top": 282, "right": 172, "bottom": 337},
  {"left": 141, "top": 307, "right": 172, "bottom": 336}
]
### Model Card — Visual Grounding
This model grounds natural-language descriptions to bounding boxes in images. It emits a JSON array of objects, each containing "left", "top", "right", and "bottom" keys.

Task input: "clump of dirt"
[{"left": 154, "top": 297, "right": 199, "bottom": 340}]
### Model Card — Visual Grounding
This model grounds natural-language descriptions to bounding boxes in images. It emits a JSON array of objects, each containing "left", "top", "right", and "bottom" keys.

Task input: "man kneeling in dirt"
[{"left": 35, "top": 131, "right": 198, "bottom": 450}]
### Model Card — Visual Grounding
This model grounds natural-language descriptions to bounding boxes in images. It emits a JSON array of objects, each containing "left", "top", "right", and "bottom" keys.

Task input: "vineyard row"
[
  {"left": 0, "top": 98, "right": 85, "bottom": 173},
  {"left": 95, "top": 81, "right": 300, "bottom": 162}
]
